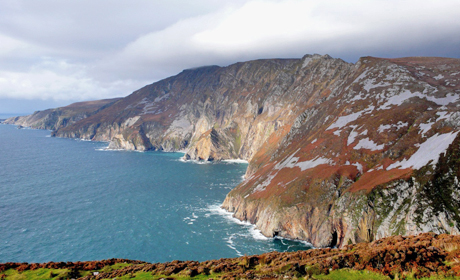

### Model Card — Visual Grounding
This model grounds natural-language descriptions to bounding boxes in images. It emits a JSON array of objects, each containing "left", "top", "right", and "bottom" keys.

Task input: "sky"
[{"left": 0, "top": 0, "right": 459, "bottom": 115}]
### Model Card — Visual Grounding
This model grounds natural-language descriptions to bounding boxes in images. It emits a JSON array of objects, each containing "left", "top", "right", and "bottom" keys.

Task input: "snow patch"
[
  {"left": 352, "top": 69, "right": 369, "bottom": 84},
  {"left": 387, "top": 131, "right": 459, "bottom": 170},
  {"left": 377, "top": 121, "right": 408, "bottom": 133},
  {"left": 379, "top": 90, "right": 459, "bottom": 110},
  {"left": 327, "top": 106, "right": 374, "bottom": 130},
  {"left": 362, "top": 79, "right": 391, "bottom": 92},
  {"left": 275, "top": 148, "right": 332, "bottom": 172},
  {"left": 434, "top": 74, "right": 444, "bottom": 80},
  {"left": 347, "top": 126, "right": 368, "bottom": 146},
  {"left": 352, "top": 162, "right": 363, "bottom": 173},
  {"left": 437, "top": 111, "right": 451, "bottom": 121},
  {"left": 354, "top": 138, "right": 384, "bottom": 151},
  {"left": 296, "top": 157, "right": 332, "bottom": 171},
  {"left": 347, "top": 129, "right": 359, "bottom": 145},
  {"left": 419, "top": 121, "right": 434, "bottom": 136}
]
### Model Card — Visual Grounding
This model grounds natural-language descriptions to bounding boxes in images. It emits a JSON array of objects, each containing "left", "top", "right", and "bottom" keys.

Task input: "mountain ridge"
[{"left": 6, "top": 54, "right": 460, "bottom": 248}]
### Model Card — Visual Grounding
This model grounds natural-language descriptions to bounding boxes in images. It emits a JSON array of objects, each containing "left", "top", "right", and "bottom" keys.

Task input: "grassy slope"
[{"left": 3, "top": 233, "right": 460, "bottom": 280}]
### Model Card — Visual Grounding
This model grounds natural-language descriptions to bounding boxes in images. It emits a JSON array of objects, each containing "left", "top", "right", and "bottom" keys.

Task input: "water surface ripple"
[{"left": 0, "top": 124, "right": 311, "bottom": 263}]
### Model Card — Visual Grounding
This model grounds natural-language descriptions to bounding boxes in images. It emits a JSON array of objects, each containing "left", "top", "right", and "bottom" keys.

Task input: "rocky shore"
[{"left": 2, "top": 233, "right": 460, "bottom": 279}]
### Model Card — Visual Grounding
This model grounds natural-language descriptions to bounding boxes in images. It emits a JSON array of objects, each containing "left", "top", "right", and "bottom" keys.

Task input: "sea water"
[{"left": 0, "top": 123, "right": 312, "bottom": 263}]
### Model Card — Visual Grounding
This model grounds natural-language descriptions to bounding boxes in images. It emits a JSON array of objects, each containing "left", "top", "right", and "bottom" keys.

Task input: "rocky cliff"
[
  {"left": 4, "top": 98, "right": 121, "bottom": 130},
  {"left": 8, "top": 54, "right": 460, "bottom": 248}
]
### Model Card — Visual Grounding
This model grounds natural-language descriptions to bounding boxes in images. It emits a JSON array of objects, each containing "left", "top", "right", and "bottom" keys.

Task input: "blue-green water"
[{"left": 0, "top": 123, "right": 311, "bottom": 263}]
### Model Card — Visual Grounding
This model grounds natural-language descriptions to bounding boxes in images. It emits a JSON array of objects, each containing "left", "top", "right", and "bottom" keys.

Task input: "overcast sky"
[{"left": 1, "top": 0, "right": 459, "bottom": 115}]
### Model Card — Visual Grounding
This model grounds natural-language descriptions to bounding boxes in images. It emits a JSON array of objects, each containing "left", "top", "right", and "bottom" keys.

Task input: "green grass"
[
  {"left": 314, "top": 269, "right": 391, "bottom": 280},
  {"left": 406, "top": 276, "right": 460, "bottom": 280},
  {"left": 2, "top": 268, "right": 71, "bottom": 280},
  {"left": 114, "top": 272, "right": 220, "bottom": 280},
  {"left": 314, "top": 269, "right": 460, "bottom": 280},
  {"left": 100, "top": 262, "right": 133, "bottom": 272}
]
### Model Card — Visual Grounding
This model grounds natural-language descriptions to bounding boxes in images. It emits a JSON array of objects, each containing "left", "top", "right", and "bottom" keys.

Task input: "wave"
[
  {"left": 95, "top": 147, "right": 146, "bottom": 153},
  {"left": 74, "top": 138, "right": 92, "bottom": 142},
  {"left": 206, "top": 204, "right": 269, "bottom": 241},
  {"left": 226, "top": 234, "right": 243, "bottom": 256},
  {"left": 178, "top": 158, "right": 211, "bottom": 164},
  {"left": 222, "top": 159, "right": 249, "bottom": 164}
]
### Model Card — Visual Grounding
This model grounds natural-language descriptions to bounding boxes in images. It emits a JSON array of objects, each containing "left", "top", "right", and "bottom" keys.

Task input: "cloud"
[
  {"left": 0, "top": 0, "right": 459, "bottom": 107},
  {"left": 101, "top": 0, "right": 460, "bottom": 80},
  {"left": 0, "top": 59, "right": 142, "bottom": 101}
]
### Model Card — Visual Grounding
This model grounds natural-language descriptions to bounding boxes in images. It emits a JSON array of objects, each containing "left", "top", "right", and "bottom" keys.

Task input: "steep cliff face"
[
  {"left": 8, "top": 54, "right": 460, "bottom": 248},
  {"left": 4, "top": 98, "right": 120, "bottom": 130},
  {"left": 52, "top": 55, "right": 354, "bottom": 162},
  {"left": 222, "top": 56, "right": 460, "bottom": 247}
]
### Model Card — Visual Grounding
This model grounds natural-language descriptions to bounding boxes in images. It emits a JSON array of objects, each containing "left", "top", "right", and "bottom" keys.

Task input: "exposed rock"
[{"left": 7, "top": 54, "right": 460, "bottom": 247}]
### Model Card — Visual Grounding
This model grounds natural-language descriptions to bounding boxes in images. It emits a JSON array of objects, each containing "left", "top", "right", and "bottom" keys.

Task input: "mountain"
[
  {"left": 6, "top": 54, "right": 460, "bottom": 248},
  {"left": 4, "top": 98, "right": 121, "bottom": 130}
]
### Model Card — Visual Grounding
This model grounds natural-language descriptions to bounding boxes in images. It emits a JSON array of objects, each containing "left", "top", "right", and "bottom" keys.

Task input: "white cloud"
[
  {"left": 0, "top": 60, "right": 144, "bottom": 101},
  {"left": 0, "top": 0, "right": 459, "bottom": 108}
]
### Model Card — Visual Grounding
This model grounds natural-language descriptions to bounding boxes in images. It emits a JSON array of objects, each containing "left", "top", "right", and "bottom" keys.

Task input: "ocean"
[{"left": 0, "top": 122, "right": 311, "bottom": 263}]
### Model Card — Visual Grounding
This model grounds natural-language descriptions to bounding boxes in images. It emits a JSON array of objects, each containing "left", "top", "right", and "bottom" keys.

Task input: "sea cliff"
[{"left": 6, "top": 54, "right": 460, "bottom": 248}]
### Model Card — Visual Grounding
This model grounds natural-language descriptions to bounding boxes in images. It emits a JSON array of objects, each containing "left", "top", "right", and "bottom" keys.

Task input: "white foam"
[
  {"left": 222, "top": 159, "right": 249, "bottom": 164},
  {"left": 206, "top": 204, "right": 269, "bottom": 241},
  {"left": 207, "top": 204, "right": 252, "bottom": 226},
  {"left": 179, "top": 158, "right": 211, "bottom": 164},
  {"left": 226, "top": 234, "right": 243, "bottom": 256},
  {"left": 96, "top": 147, "right": 124, "bottom": 151},
  {"left": 249, "top": 227, "right": 269, "bottom": 240}
]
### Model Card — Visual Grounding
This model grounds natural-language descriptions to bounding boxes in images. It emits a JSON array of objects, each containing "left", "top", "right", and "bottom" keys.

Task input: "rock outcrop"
[{"left": 7, "top": 54, "right": 460, "bottom": 248}]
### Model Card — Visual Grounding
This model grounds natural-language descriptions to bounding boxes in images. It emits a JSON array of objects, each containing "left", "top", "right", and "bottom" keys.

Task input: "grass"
[
  {"left": 1, "top": 268, "right": 217, "bottom": 280},
  {"left": 3, "top": 267, "right": 460, "bottom": 280},
  {"left": 100, "top": 262, "right": 133, "bottom": 272},
  {"left": 314, "top": 269, "right": 391, "bottom": 280},
  {"left": 313, "top": 269, "right": 460, "bottom": 280},
  {"left": 2, "top": 268, "right": 72, "bottom": 280}
]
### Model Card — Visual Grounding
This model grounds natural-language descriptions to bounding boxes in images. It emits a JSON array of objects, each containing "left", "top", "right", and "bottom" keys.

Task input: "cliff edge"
[{"left": 7, "top": 54, "right": 460, "bottom": 248}]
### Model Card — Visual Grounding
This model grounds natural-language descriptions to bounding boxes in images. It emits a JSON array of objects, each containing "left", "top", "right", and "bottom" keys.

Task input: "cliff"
[
  {"left": 4, "top": 98, "right": 121, "bottom": 130},
  {"left": 7, "top": 54, "right": 460, "bottom": 248}
]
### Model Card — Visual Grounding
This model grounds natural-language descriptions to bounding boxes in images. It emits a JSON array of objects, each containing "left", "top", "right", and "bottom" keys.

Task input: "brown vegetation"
[{"left": 3, "top": 233, "right": 460, "bottom": 279}]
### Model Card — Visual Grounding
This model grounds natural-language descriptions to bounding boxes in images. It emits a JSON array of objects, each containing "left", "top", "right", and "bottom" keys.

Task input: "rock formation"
[{"left": 7, "top": 54, "right": 460, "bottom": 248}]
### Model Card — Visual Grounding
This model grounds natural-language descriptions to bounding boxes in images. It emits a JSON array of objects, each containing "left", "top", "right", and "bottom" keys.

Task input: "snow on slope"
[{"left": 388, "top": 131, "right": 459, "bottom": 170}]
